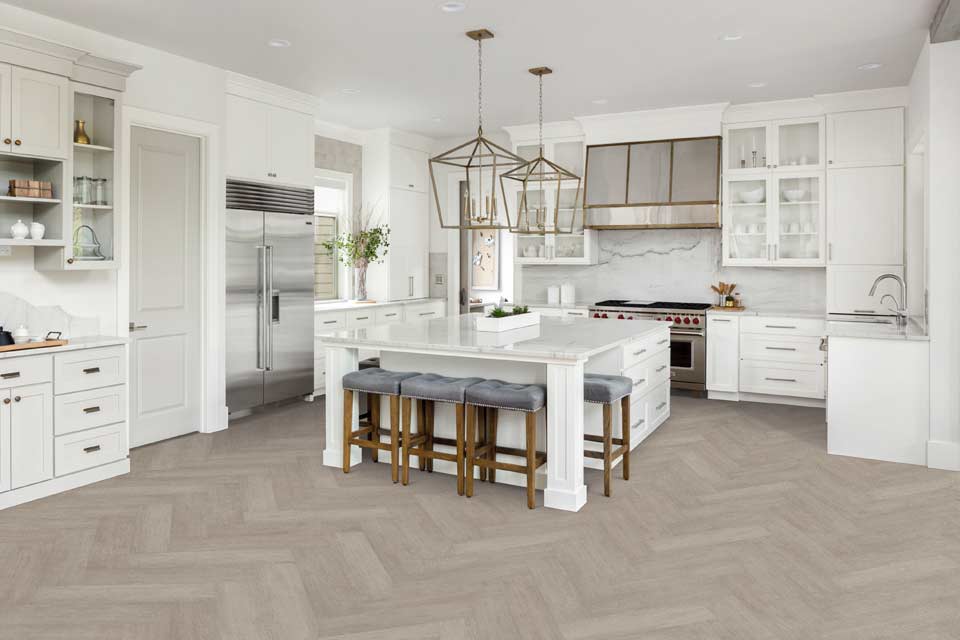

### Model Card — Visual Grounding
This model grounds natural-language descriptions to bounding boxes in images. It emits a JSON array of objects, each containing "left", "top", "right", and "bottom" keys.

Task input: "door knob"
[
  {"left": 2, "top": 398, "right": 9, "bottom": 405},
  {"left": 129, "top": 322, "right": 148, "bottom": 331},
  {"left": 14, "top": 396, "right": 21, "bottom": 402},
  {"left": 14, "top": 139, "right": 21, "bottom": 146},
  {"left": 2, "top": 138, "right": 9, "bottom": 144}
]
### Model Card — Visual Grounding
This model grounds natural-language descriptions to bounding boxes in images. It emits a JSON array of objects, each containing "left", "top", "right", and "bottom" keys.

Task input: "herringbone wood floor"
[{"left": 1, "top": 395, "right": 958, "bottom": 639}]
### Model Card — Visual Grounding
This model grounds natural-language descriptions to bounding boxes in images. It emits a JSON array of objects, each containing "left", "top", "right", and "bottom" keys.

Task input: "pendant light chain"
[
  {"left": 477, "top": 37, "right": 483, "bottom": 136},
  {"left": 538, "top": 73, "right": 544, "bottom": 154}
]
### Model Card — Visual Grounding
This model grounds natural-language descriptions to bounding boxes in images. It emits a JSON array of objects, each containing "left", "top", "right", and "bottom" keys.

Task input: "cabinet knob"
[
  {"left": 67, "top": 258, "right": 74, "bottom": 264},
  {"left": 828, "top": 160, "right": 833, "bottom": 165},
  {"left": 14, "top": 139, "right": 21, "bottom": 146},
  {"left": 2, "top": 138, "right": 10, "bottom": 144},
  {"left": 2, "top": 398, "right": 9, "bottom": 405},
  {"left": 14, "top": 396, "right": 21, "bottom": 402}
]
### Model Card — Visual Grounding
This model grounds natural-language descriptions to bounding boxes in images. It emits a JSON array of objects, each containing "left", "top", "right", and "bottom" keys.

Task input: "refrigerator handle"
[
  {"left": 266, "top": 245, "right": 274, "bottom": 371},
  {"left": 256, "top": 245, "right": 266, "bottom": 371}
]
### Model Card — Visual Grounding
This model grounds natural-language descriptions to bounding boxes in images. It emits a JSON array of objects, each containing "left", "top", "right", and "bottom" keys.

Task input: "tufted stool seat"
[
  {"left": 399, "top": 374, "right": 484, "bottom": 494},
  {"left": 342, "top": 368, "right": 420, "bottom": 483},
  {"left": 583, "top": 373, "right": 633, "bottom": 496},
  {"left": 464, "top": 380, "right": 548, "bottom": 509}
]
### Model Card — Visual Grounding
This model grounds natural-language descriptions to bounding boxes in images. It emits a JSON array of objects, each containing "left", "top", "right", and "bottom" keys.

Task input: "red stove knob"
[
  {"left": 692, "top": 318, "right": 700, "bottom": 325},
  {"left": 655, "top": 317, "right": 661, "bottom": 321},
  {"left": 617, "top": 314, "right": 625, "bottom": 319},
  {"left": 627, "top": 315, "right": 633, "bottom": 320},
  {"left": 601, "top": 313, "right": 608, "bottom": 319},
  {"left": 683, "top": 317, "right": 691, "bottom": 324},
  {"left": 593, "top": 313, "right": 600, "bottom": 318},
  {"left": 673, "top": 317, "right": 681, "bottom": 323}
]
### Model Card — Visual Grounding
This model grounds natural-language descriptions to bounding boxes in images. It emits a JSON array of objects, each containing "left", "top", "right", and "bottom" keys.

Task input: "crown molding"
[
  {"left": 502, "top": 120, "right": 583, "bottom": 144},
  {"left": 226, "top": 72, "right": 321, "bottom": 116},
  {"left": 575, "top": 102, "right": 728, "bottom": 145}
]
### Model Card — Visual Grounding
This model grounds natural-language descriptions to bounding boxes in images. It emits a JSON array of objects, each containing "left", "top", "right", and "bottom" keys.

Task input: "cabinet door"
[
  {"left": 0, "top": 64, "right": 10, "bottom": 154},
  {"left": 10, "top": 382, "right": 53, "bottom": 489},
  {"left": 706, "top": 316, "right": 739, "bottom": 392},
  {"left": 723, "top": 176, "right": 772, "bottom": 265},
  {"left": 827, "top": 166, "right": 903, "bottom": 265},
  {"left": 390, "top": 145, "right": 428, "bottom": 193},
  {"left": 724, "top": 123, "right": 771, "bottom": 173},
  {"left": 775, "top": 118, "right": 823, "bottom": 171},
  {"left": 267, "top": 105, "right": 314, "bottom": 187},
  {"left": 388, "top": 188, "right": 428, "bottom": 300},
  {"left": 225, "top": 94, "right": 269, "bottom": 181},
  {"left": 827, "top": 109, "right": 903, "bottom": 168},
  {"left": 773, "top": 172, "right": 825, "bottom": 265},
  {"left": 827, "top": 265, "right": 905, "bottom": 315},
  {"left": 10, "top": 67, "right": 69, "bottom": 159},
  {"left": 0, "top": 390, "right": 9, "bottom": 492}
]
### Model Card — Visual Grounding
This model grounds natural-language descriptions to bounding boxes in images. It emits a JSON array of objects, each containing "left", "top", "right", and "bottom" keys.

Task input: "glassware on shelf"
[
  {"left": 73, "top": 176, "right": 92, "bottom": 204},
  {"left": 94, "top": 179, "right": 108, "bottom": 206}
]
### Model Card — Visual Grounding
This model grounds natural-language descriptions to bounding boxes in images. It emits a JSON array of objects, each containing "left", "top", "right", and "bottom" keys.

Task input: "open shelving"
[{"left": 0, "top": 154, "right": 65, "bottom": 246}]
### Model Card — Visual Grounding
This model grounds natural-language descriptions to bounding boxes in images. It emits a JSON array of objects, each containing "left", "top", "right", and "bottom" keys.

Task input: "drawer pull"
[
  {"left": 1, "top": 371, "right": 20, "bottom": 379},
  {"left": 83, "top": 367, "right": 101, "bottom": 374},
  {"left": 633, "top": 378, "right": 646, "bottom": 387},
  {"left": 419, "top": 312, "right": 435, "bottom": 317},
  {"left": 712, "top": 318, "right": 731, "bottom": 323},
  {"left": 656, "top": 365, "right": 667, "bottom": 372},
  {"left": 322, "top": 320, "right": 338, "bottom": 325},
  {"left": 631, "top": 418, "right": 645, "bottom": 429},
  {"left": 765, "top": 325, "right": 796, "bottom": 330},
  {"left": 384, "top": 313, "right": 397, "bottom": 317},
  {"left": 764, "top": 346, "right": 797, "bottom": 352},
  {"left": 83, "top": 445, "right": 101, "bottom": 453},
  {"left": 655, "top": 402, "right": 667, "bottom": 411},
  {"left": 633, "top": 348, "right": 647, "bottom": 356},
  {"left": 83, "top": 406, "right": 101, "bottom": 414},
  {"left": 657, "top": 339, "right": 669, "bottom": 345},
  {"left": 765, "top": 377, "right": 797, "bottom": 383},
  {"left": 355, "top": 316, "right": 369, "bottom": 321}
]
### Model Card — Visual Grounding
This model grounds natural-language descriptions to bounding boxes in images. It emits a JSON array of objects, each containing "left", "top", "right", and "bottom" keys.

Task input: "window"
[{"left": 314, "top": 173, "right": 351, "bottom": 301}]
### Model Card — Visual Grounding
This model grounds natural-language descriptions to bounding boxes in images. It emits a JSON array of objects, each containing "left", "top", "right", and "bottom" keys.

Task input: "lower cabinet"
[
  {"left": 3, "top": 383, "right": 54, "bottom": 490},
  {"left": 706, "top": 315, "right": 739, "bottom": 393}
]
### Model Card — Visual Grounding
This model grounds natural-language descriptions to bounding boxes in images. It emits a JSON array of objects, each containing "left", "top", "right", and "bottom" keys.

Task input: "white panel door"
[
  {"left": 129, "top": 127, "right": 203, "bottom": 447},
  {"left": 826, "top": 108, "right": 903, "bottom": 169},
  {"left": 267, "top": 105, "right": 314, "bottom": 187},
  {"left": 827, "top": 166, "right": 903, "bottom": 265},
  {"left": 0, "top": 64, "right": 11, "bottom": 154},
  {"left": 706, "top": 316, "right": 739, "bottom": 393},
  {"left": 388, "top": 188, "right": 428, "bottom": 300},
  {"left": 390, "top": 145, "right": 428, "bottom": 192},
  {"left": 225, "top": 94, "right": 269, "bottom": 181},
  {"left": 10, "top": 67, "right": 69, "bottom": 159},
  {"left": 826, "top": 265, "right": 905, "bottom": 315},
  {"left": 0, "top": 390, "right": 9, "bottom": 492},
  {"left": 10, "top": 383, "right": 53, "bottom": 489}
]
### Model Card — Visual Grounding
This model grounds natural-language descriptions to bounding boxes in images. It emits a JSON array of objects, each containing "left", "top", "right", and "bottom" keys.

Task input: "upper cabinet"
[
  {"left": 827, "top": 165, "right": 903, "bottom": 265},
  {"left": 225, "top": 94, "right": 314, "bottom": 188},
  {"left": 0, "top": 65, "right": 70, "bottom": 160},
  {"left": 826, "top": 108, "right": 904, "bottom": 169},
  {"left": 724, "top": 117, "right": 824, "bottom": 174},
  {"left": 390, "top": 145, "right": 428, "bottom": 193}
]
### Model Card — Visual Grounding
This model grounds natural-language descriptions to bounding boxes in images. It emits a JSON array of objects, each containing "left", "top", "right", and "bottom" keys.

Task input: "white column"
[
  {"left": 544, "top": 360, "right": 587, "bottom": 511},
  {"left": 322, "top": 346, "right": 360, "bottom": 469}
]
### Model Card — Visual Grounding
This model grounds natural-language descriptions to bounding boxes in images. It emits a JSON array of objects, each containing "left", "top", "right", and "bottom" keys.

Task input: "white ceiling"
[{"left": 5, "top": 0, "right": 938, "bottom": 137}]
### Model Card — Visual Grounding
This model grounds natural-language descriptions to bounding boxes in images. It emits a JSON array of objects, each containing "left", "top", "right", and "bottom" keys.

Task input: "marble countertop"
[
  {"left": 517, "top": 301, "right": 592, "bottom": 310},
  {"left": 825, "top": 317, "right": 929, "bottom": 342},
  {"left": 315, "top": 298, "right": 443, "bottom": 313},
  {"left": 707, "top": 307, "right": 826, "bottom": 320},
  {"left": 319, "top": 313, "right": 667, "bottom": 362},
  {"left": 0, "top": 335, "right": 127, "bottom": 360}
]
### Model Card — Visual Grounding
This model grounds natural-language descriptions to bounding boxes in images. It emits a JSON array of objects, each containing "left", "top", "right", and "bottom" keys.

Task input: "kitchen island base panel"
[
  {"left": 544, "top": 361, "right": 587, "bottom": 512},
  {"left": 322, "top": 347, "right": 361, "bottom": 470}
]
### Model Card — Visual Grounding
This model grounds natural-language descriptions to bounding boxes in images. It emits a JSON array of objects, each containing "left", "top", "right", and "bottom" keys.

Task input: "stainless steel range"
[{"left": 589, "top": 300, "right": 710, "bottom": 392}]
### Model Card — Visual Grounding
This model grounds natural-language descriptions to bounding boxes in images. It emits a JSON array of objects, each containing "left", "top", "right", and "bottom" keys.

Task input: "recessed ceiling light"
[
  {"left": 431, "top": 116, "right": 444, "bottom": 123},
  {"left": 747, "top": 82, "right": 767, "bottom": 88},
  {"left": 720, "top": 34, "right": 743, "bottom": 41},
  {"left": 340, "top": 88, "right": 360, "bottom": 95},
  {"left": 268, "top": 38, "right": 291, "bottom": 48},
  {"left": 439, "top": 1, "right": 466, "bottom": 12},
  {"left": 857, "top": 62, "right": 883, "bottom": 70},
  {"left": 591, "top": 98, "right": 608, "bottom": 105}
]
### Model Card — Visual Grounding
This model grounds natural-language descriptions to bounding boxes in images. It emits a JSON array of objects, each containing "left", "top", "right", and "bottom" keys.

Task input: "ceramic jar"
[
  {"left": 10, "top": 219, "right": 28, "bottom": 239},
  {"left": 12, "top": 325, "right": 30, "bottom": 344},
  {"left": 30, "top": 222, "right": 45, "bottom": 240}
]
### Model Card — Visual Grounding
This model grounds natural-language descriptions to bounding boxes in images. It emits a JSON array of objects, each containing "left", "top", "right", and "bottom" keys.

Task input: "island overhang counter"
[{"left": 320, "top": 313, "right": 671, "bottom": 511}]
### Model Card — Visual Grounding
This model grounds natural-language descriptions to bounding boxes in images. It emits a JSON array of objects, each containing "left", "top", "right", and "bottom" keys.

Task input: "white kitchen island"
[{"left": 320, "top": 313, "right": 670, "bottom": 512}]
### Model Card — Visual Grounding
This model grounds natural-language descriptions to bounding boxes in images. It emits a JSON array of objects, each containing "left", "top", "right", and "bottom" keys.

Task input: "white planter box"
[{"left": 475, "top": 311, "right": 541, "bottom": 333}]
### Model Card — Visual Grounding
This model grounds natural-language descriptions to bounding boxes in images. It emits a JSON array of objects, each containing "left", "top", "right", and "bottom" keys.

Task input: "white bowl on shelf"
[
  {"left": 782, "top": 189, "right": 806, "bottom": 202},
  {"left": 738, "top": 187, "right": 765, "bottom": 204}
]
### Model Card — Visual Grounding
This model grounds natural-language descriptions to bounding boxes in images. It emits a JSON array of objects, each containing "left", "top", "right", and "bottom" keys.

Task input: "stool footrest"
[
  {"left": 585, "top": 434, "right": 625, "bottom": 446},
  {"left": 584, "top": 445, "right": 627, "bottom": 461},
  {"left": 407, "top": 447, "right": 459, "bottom": 464}
]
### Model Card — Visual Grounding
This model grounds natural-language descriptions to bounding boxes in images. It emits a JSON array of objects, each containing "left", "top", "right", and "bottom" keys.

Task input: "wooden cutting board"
[
  {"left": 0, "top": 339, "right": 68, "bottom": 353},
  {"left": 709, "top": 306, "right": 746, "bottom": 312}
]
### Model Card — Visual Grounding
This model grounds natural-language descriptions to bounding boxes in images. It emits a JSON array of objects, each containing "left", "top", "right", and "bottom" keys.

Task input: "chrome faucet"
[{"left": 869, "top": 273, "right": 907, "bottom": 326}]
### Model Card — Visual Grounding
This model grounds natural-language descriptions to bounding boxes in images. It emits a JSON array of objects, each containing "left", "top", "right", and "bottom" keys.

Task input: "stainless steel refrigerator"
[{"left": 226, "top": 181, "right": 314, "bottom": 414}]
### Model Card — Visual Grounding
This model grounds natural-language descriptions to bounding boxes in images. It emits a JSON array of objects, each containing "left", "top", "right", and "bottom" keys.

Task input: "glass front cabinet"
[{"left": 724, "top": 117, "right": 824, "bottom": 175}]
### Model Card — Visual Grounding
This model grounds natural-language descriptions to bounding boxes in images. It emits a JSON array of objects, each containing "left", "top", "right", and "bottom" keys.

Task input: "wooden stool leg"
[
  {"left": 455, "top": 403, "right": 465, "bottom": 496},
  {"left": 621, "top": 396, "right": 630, "bottom": 481},
  {"left": 526, "top": 412, "right": 537, "bottom": 509},
  {"left": 401, "top": 397, "right": 412, "bottom": 486},
  {"left": 426, "top": 400, "right": 435, "bottom": 473},
  {"left": 465, "top": 404, "right": 476, "bottom": 498},
  {"left": 369, "top": 393, "right": 380, "bottom": 463},
  {"left": 342, "top": 389, "right": 354, "bottom": 473},
  {"left": 390, "top": 395, "right": 400, "bottom": 484},
  {"left": 478, "top": 408, "right": 488, "bottom": 482},
  {"left": 417, "top": 400, "right": 427, "bottom": 472},
  {"left": 603, "top": 403, "right": 612, "bottom": 497},
  {"left": 487, "top": 408, "right": 499, "bottom": 483}
]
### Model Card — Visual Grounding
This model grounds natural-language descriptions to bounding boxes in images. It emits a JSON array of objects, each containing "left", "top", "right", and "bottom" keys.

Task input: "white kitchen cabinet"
[
  {"left": 388, "top": 187, "right": 428, "bottom": 300},
  {"left": 226, "top": 94, "right": 313, "bottom": 187},
  {"left": 827, "top": 265, "right": 905, "bottom": 315},
  {"left": 826, "top": 108, "right": 904, "bottom": 169},
  {"left": 724, "top": 117, "right": 824, "bottom": 175},
  {"left": 0, "top": 64, "right": 10, "bottom": 155},
  {"left": 827, "top": 166, "right": 903, "bottom": 265},
  {"left": 7, "top": 382, "right": 54, "bottom": 489},
  {"left": 0, "top": 387, "right": 8, "bottom": 492},
  {"left": 8, "top": 66, "right": 70, "bottom": 159},
  {"left": 390, "top": 145, "right": 428, "bottom": 192},
  {"left": 508, "top": 183, "right": 598, "bottom": 266},
  {"left": 706, "top": 315, "right": 739, "bottom": 393}
]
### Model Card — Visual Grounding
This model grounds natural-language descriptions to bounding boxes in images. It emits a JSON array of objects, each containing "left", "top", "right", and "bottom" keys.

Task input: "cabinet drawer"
[
  {"left": 54, "top": 346, "right": 125, "bottom": 394},
  {"left": 739, "top": 362, "right": 824, "bottom": 399},
  {"left": 54, "top": 384, "right": 126, "bottom": 436},
  {"left": 375, "top": 306, "right": 405, "bottom": 324},
  {"left": 0, "top": 354, "right": 52, "bottom": 390},
  {"left": 407, "top": 300, "right": 445, "bottom": 320},
  {"left": 55, "top": 422, "right": 127, "bottom": 477},
  {"left": 346, "top": 309, "right": 375, "bottom": 329},
  {"left": 739, "top": 316, "right": 825, "bottom": 337},
  {"left": 622, "top": 330, "right": 670, "bottom": 370},
  {"left": 562, "top": 308, "right": 589, "bottom": 318},
  {"left": 316, "top": 310, "right": 347, "bottom": 334},
  {"left": 628, "top": 393, "right": 649, "bottom": 436},
  {"left": 740, "top": 335, "right": 824, "bottom": 365},
  {"left": 649, "top": 381, "right": 671, "bottom": 426},
  {"left": 624, "top": 359, "right": 652, "bottom": 397}
]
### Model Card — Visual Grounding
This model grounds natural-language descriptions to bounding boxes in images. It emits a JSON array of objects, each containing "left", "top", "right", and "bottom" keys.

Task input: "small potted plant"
[
  {"left": 475, "top": 304, "right": 541, "bottom": 332},
  {"left": 322, "top": 204, "right": 389, "bottom": 301}
]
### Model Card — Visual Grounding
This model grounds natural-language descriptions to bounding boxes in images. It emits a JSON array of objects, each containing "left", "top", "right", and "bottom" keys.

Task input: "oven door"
[{"left": 669, "top": 331, "right": 706, "bottom": 388}]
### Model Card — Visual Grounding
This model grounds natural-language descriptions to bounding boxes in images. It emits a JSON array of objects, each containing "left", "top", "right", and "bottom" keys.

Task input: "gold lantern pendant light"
[
  {"left": 501, "top": 67, "right": 582, "bottom": 235},
  {"left": 428, "top": 29, "right": 526, "bottom": 230}
]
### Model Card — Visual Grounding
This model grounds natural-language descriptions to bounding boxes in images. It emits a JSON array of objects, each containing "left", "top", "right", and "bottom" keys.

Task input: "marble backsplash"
[
  {"left": 520, "top": 229, "right": 826, "bottom": 312},
  {"left": 0, "top": 292, "right": 99, "bottom": 339}
]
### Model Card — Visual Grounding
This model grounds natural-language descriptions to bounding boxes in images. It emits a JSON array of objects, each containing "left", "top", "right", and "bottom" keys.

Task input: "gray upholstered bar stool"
[
  {"left": 465, "top": 380, "right": 547, "bottom": 509},
  {"left": 342, "top": 368, "right": 420, "bottom": 483},
  {"left": 399, "top": 374, "right": 484, "bottom": 494},
  {"left": 583, "top": 373, "right": 633, "bottom": 497}
]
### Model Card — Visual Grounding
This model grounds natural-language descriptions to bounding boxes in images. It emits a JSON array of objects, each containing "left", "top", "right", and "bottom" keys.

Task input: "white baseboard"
[
  {"left": 927, "top": 440, "right": 960, "bottom": 471},
  {"left": 736, "top": 392, "right": 826, "bottom": 408},
  {"left": 708, "top": 390, "right": 740, "bottom": 401},
  {"left": 0, "top": 459, "right": 130, "bottom": 511}
]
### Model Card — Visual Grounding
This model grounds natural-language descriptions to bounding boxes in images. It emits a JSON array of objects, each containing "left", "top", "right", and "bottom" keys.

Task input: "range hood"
[{"left": 583, "top": 136, "right": 721, "bottom": 229}]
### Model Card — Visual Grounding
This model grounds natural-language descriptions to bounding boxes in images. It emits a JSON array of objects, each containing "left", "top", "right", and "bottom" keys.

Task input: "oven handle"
[{"left": 670, "top": 330, "right": 704, "bottom": 336}]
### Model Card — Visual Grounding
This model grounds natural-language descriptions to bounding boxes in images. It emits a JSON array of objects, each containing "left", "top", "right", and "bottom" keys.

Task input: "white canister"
[
  {"left": 10, "top": 219, "right": 28, "bottom": 240},
  {"left": 30, "top": 222, "right": 45, "bottom": 240},
  {"left": 560, "top": 282, "right": 576, "bottom": 307},
  {"left": 12, "top": 325, "right": 30, "bottom": 344},
  {"left": 547, "top": 285, "right": 560, "bottom": 306}
]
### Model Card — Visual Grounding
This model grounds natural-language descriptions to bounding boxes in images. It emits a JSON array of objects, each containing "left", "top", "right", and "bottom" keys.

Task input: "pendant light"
[
  {"left": 501, "top": 67, "right": 582, "bottom": 235},
  {"left": 428, "top": 29, "right": 526, "bottom": 230}
]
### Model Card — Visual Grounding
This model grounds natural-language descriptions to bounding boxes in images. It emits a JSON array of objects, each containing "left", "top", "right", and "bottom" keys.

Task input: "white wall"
[{"left": 906, "top": 40, "right": 930, "bottom": 321}]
